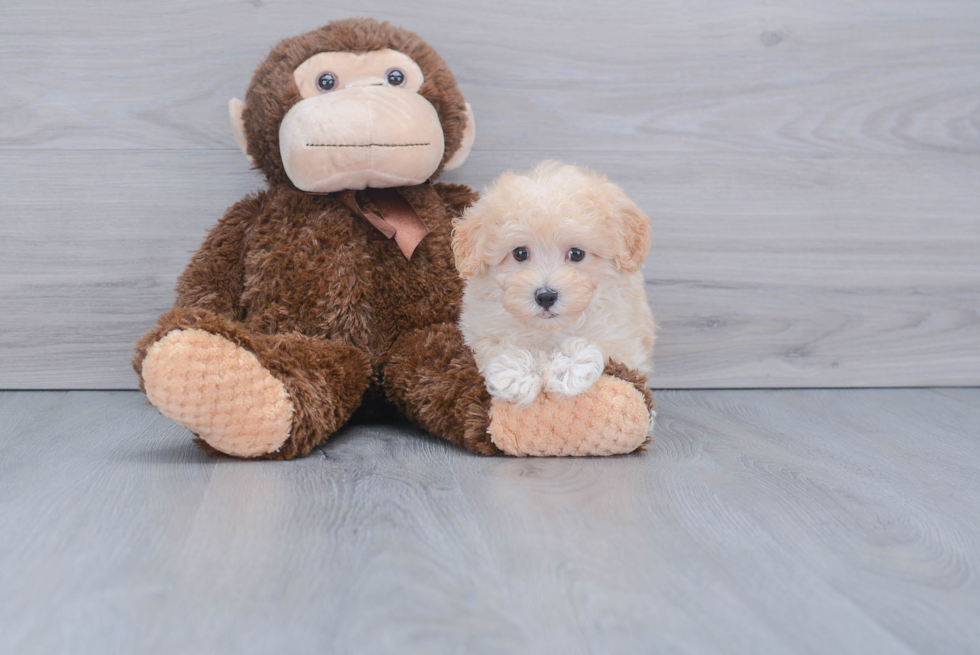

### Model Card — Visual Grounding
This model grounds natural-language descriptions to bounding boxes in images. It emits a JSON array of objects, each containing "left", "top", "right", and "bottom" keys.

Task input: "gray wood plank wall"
[{"left": 1, "top": 0, "right": 978, "bottom": 389}]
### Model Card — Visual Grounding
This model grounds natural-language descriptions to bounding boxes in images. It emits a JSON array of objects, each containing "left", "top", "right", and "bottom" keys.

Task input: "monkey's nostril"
[{"left": 534, "top": 288, "right": 558, "bottom": 310}]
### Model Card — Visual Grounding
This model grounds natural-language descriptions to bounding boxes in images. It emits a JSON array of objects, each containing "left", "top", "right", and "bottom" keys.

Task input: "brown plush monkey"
[{"left": 133, "top": 18, "right": 654, "bottom": 459}]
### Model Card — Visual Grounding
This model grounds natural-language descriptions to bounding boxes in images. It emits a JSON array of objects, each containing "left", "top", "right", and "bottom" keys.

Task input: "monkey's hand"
[
  {"left": 545, "top": 337, "right": 604, "bottom": 396},
  {"left": 483, "top": 350, "right": 542, "bottom": 406}
]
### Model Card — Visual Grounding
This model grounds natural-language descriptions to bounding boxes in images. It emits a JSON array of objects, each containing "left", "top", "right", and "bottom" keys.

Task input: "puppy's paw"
[
  {"left": 483, "top": 350, "right": 543, "bottom": 406},
  {"left": 545, "top": 338, "right": 604, "bottom": 396}
]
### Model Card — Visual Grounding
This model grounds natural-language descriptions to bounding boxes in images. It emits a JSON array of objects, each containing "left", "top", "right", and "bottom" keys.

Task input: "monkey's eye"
[
  {"left": 513, "top": 247, "right": 529, "bottom": 262},
  {"left": 386, "top": 69, "right": 406, "bottom": 87},
  {"left": 567, "top": 248, "right": 585, "bottom": 262},
  {"left": 316, "top": 72, "right": 337, "bottom": 92}
]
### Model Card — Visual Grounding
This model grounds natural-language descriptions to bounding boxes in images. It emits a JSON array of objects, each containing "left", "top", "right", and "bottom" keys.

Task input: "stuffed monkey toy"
[{"left": 133, "top": 18, "right": 655, "bottom": 459}]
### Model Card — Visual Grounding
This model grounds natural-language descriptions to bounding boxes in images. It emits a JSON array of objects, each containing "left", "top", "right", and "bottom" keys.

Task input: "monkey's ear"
[
  {"left": 228, "top": 98, "right": 254, "bottom": 165},
  {"left": 611, "top": 187, "right": 652, "bottom": 273},
  {"left": 443, "top": 103, "right": 476, "bottom": 172},
  {"left": 452, "top": 201, "right": 487, "bottom": 277}
]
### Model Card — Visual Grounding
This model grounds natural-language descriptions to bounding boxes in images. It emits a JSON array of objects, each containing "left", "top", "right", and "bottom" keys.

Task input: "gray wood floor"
[
  {"left": 2, "top": 0, "right": 979, "bottom": 389},
  {"left": 2, "top": 389, "right": 978, "bottom": 654}
]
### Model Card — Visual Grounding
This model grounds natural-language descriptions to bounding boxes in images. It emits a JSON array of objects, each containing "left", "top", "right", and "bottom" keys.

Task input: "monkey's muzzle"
[{"left": 278, "top": 86, "right": 446, "bottom": 193}]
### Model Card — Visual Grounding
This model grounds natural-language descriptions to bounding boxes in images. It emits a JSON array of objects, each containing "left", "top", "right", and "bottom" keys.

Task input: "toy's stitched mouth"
[{"left": 305, "top": 142, "right": 431, "bottom": 148}]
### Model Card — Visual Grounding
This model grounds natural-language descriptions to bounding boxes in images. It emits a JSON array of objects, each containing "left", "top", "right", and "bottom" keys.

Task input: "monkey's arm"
[
  {"left": 134, "top": 192, "right": 258, "bottom": 375},
  {"left": 432, "top": 182, "right": 479, "bottom": 220},
  {"left": 172, "top": 192, "right": 265, "bottom": 319},
  {"left": 133, "top": 193, "right": 262, "bottom": 387}
]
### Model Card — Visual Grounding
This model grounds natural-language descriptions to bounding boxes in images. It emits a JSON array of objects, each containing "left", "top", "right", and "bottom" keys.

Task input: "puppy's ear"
[
  {"left": 452, "top": 202, "right": 487, "bottom": 277},
  {"left": 610, "top": 185, "right": 652, "bottom": 273}
]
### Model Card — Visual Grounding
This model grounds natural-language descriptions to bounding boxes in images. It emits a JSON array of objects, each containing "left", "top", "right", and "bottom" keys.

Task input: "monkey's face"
[
  {"left": 279, "top": 50, "right": 446, "bottom": 192},
  {"left": 231, "top": 35, "right": 475, "bottom": 193}
]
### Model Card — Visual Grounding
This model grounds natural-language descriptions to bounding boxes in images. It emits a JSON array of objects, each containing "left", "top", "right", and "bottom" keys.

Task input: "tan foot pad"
[
  {"left": 142, "top": 329, "right": 294, "bottom": 458},
  {"left": 488, "top": 375, "right": 650, "bottom": 457}
]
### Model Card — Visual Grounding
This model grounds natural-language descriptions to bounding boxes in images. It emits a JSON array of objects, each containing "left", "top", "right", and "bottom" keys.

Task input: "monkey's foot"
[
  {"left": 487, "top": 375, "right": 650, "bottom": 457},
  {"left": 142, "top": 329, "right": 294, "bottom": 458}
]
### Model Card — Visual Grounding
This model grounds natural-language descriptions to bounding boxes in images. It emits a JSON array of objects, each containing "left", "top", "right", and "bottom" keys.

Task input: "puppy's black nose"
[{"left": 534, "top": 288, "right": 558, "bottom": 310}]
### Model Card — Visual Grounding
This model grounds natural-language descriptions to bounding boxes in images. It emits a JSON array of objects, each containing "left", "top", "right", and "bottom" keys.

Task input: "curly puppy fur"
[{"left": 454, "top": 161, "right": 656, "bottom": 406}]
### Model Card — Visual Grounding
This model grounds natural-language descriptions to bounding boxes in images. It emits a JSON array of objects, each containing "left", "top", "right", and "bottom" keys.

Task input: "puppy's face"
[
  {"left": 453, "top": 162, "right": 651, "bottom": 330},
  {"left": 489, "top": 222, "right": 607, "bottom": 330}
]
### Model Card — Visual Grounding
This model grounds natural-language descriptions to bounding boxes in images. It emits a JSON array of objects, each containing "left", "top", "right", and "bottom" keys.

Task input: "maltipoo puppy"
[{"left": 452, "top": 161, "right": 656, "bottom": 406}]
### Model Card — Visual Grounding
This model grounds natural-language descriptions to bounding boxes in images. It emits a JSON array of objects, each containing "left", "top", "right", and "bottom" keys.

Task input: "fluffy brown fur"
[
  {"left": 134, "top": 19, "right": 654, "bottom": 459},
  {"left": 384, "top": 322, "right": 503, "bottom": 456},
  {"left": 135, "top": 180, "right": 486, "bottom": 458}
]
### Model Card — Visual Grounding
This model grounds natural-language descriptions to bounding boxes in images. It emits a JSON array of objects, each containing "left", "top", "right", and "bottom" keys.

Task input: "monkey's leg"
[
  {"left": 486, "top": 362, "right": 656, "bottom": 457},
  {"left": 384, "top": 323, "right": 655, "bottom": 457},
  {"left": 383, "top": 322, "right": 502, "bottom": 455},
  {"left": 134, "top": 308, "right": 371, "bottom": 459}
]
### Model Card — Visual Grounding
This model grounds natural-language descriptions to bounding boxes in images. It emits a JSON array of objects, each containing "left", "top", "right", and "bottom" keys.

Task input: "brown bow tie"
[{"left": 336, "top": 188, "right": 431, "bottom": 259}]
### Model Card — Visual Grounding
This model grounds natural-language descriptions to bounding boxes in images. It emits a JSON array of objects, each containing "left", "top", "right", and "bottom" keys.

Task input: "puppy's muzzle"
[{"left": 534, "top": 288, "right": 559, "bottom": 310}]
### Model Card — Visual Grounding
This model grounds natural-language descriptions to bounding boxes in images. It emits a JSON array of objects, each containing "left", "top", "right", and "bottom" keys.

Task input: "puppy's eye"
[
  {"left": 567, "top": 247, "right": 585, "bottom": 262},
  {"left": 513, "top": 247, "right": 529, "bottom": 262},
  {"left": 316, "top": 72, "right": 337, "bottom": 92}
]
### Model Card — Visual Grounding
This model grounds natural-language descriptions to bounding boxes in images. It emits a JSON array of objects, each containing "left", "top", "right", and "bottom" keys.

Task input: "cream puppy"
[{"left": 453, "top": 161, "right": 655, "bottom": 406}]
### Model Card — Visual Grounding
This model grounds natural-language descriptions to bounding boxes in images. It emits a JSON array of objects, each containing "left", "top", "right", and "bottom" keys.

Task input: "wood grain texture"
[
  {"left": 0, "top": 0, "right": 978, "bottom": 388},
  {"left": 1, "top": 389, "right": 978, "bottom": 654},
  {"left": 1, "top": 150, "right": 977, "bottom": 388},
  {"left": 1, "top": 0, "right": 978, "bottom": 155}
]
